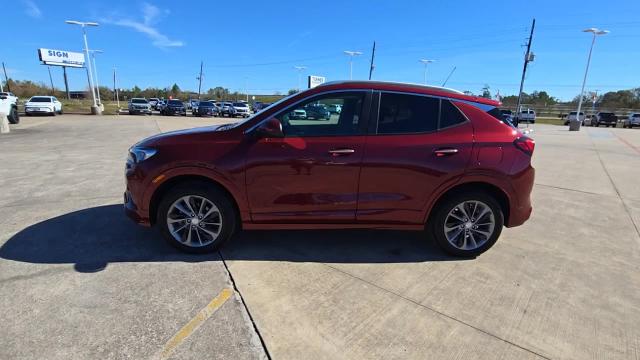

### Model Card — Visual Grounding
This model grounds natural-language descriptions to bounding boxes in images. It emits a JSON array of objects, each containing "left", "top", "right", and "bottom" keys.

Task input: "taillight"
[{"left": 514, "top": 136, "right": 535, "bottom": 156}]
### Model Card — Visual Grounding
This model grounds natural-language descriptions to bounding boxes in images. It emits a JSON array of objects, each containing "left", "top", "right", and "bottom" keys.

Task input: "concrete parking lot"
[{"left": 1, "top": 115, "right": 639, "bottom": 359}]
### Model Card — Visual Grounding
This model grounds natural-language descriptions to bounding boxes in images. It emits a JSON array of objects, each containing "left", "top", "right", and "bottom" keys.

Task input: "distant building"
[{"left": 69, "top": 91, "right": 87, "bottom": 99}]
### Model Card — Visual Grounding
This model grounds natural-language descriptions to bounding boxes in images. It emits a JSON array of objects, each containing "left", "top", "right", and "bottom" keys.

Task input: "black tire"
[
  {"left": 429, "top": 191, "right": 504, "bottom": 257},
  {"left": 129, "top": 111, "right": 133, "bottom": 115},
  {"left": 58, "top": 109, "right": 63, "bottom": 115},
  {"left": 8, "top": 106, "right": 19, "bottom": 124},
  {"left": 157, "top": 182, "right": 238, "bottom": 254}
]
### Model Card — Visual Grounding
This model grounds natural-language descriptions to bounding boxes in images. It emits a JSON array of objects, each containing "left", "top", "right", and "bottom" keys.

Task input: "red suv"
[{"left": 124, "top": 81, "right": 534, "bottom": 257}]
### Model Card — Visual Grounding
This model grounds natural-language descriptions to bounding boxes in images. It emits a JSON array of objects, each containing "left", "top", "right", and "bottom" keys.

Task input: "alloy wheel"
[
  {"left": 443, "top": 200, "right": 496, "bottom": 250},
  {"left": 166, "top": 195, "right": 222, "bottom": 247}
]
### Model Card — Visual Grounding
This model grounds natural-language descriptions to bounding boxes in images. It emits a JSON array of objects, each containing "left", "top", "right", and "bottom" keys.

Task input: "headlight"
[{"left": 128, "top": 146, "right": 157, "bottom": 163}]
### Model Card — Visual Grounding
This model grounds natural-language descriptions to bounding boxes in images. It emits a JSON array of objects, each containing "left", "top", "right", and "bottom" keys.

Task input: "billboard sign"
[
  {"left": 38, "top": 48, "right": 85, "bottom": 68},
  {"left": 308, "top": 75, "right": 326, "bottom": 89}
]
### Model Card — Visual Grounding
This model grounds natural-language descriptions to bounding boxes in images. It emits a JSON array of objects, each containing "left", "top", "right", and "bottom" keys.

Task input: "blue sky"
[{"left": 4, "top": 0, "right": 640, "bottom": 100}]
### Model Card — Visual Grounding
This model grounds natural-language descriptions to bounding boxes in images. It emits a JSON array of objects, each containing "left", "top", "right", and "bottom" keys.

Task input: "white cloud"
[
  {"left": 103, "top": 2, "right": 183, "bottom": 49},
  {"left": 23, "top": 0, "right": 42, "bottom": 18}
]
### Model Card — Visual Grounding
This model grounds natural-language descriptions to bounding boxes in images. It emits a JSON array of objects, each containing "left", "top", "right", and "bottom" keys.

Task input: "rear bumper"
[{"left": 506, "top": 165, "right": 535, "bottom": 227}]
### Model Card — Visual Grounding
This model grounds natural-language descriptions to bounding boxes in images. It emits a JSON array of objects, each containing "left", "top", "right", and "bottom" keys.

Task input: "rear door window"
[
  {"left": 377, "top": 93, "right": 439, "bottom": 134},
  {"left": 376, "top": 93, "right": 467, "bottom": 134},
  {"left": 439, "top": 100, "right": 467, "bottom": 129}
]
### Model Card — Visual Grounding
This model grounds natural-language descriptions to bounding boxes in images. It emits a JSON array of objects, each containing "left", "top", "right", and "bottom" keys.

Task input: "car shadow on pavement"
[{"left": 0, "top": 205, "right": 462, "bottom": 273}]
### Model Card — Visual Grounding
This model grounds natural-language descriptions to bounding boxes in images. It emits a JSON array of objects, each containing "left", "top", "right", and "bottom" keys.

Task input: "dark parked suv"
[
  {"left": 125, "top": 81, "right": 535, "bottom": 257},
  {"left": 161, "top": 99, "right": 187, "bottom": 116},
  {"left": 593, "top": 112, "right": 618, "bottom": 127}
]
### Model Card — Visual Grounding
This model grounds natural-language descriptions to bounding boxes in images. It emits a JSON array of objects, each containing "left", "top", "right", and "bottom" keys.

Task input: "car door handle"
[
  {"left": 434, "top": 148, "right": 459, "bottom": 157},
  {"left": 328, "top": 148, "right": 355, "bottom": 156}
]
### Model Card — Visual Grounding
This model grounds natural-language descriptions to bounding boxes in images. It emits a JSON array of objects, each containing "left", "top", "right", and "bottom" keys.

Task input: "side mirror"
[{"left": 255, "top": 118, "right": 284, "bottom": 138}]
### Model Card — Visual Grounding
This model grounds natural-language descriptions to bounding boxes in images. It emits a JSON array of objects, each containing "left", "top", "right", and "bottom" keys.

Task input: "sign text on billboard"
[
  {"left": 308, "top": 75, "right": 326, "bottom": 89},
  {"left": 38, "top": 48, "right": 85, "bottom": 68}
]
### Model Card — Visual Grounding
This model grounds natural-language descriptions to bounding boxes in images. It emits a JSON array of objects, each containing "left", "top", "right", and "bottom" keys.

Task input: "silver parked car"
[{"left": 623, "top": 113, "right": 640, "bottom": 128}]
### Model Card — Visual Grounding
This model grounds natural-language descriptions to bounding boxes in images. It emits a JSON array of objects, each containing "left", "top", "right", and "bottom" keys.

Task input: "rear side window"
[
  {"left": 440, "top": 100, "right": 467, "bottom": 128},
  {"left": 377, "top": 93, "right": 439, "bottom": 134}
]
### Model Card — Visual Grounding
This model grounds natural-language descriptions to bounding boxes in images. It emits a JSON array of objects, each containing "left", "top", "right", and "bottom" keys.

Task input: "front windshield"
[
  {"left": 168, "top": 100, "right": 183, "bottom": 105},
  {"left": 199, "top": 101, "right": 213, "bottom": 106},
  {"left": 131, "top": 99, "right": 147, "bottom": 104}
]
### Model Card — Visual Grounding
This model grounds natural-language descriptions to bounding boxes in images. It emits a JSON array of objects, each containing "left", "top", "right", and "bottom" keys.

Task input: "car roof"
[{"left": 314, "top": 80, "right": 501, "bottom": 106}]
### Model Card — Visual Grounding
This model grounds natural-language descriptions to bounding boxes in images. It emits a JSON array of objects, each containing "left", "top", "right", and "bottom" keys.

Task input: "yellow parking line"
[{"left": 157, "top": 288, "right": 233, "bottom": 359}]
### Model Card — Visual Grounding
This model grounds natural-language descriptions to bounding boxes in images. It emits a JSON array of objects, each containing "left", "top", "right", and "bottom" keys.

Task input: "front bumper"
[
  {"left": 124, "top": 190, "right": 150, "bottom": 226},
  {"left": 163, "top": 108, "right": 186, "bottom": 115},
  {"left": 130, "top": 108, "right": 152, "bottom": 114}
]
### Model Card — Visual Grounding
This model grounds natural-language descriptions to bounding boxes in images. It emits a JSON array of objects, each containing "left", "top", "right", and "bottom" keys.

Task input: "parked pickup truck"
[
  {"left": 592, "top": 112, "right": 618, "bottom": 127},
  {"left": 564, "top": 111, "right": 585, "bottom": 125},
  {"left": 518, "top": 109, "right": 536, "bottom": 123}
]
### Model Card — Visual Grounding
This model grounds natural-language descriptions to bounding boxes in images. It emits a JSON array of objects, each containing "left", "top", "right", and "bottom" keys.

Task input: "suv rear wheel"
[
  {"left": 157, "top": 183, "right": 237, "bottom": 253},
  {"left": 429, "top": 192, "right": 504, "bottom": 257}
]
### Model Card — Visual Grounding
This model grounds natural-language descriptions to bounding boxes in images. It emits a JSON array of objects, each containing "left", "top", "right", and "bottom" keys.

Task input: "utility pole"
[
  {"left": 62, "top": 66, "right": 70, "bottom": 99},
  {"left": 197, "top": 61, "right": 203, "bottom": 100},
  {"left": 47, "top": 66, "right": 55, "bottom": 94},
  {"left": 2, "top": 62, "right": 10, "bottom": 92},
  {"left": 515, "top": 18, "right": 536, "bottom": 126},
  {"left": 442, "top": 66, "right": 456, "bottom": 87},
  {"left": 368, "top": 41, "right": 376, "bottom": 80}
]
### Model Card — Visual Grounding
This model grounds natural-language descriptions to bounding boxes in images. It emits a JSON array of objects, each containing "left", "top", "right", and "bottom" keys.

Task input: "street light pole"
[
  {"left": 570, "top": 28, "right": 609, "bottom": 131},
  {"left": 66, "top": 20, "right": 101, "bottom": 115},
  {"left": 419, "top": 59, "right": 435, "bottom": 85},
  {"left": 343, "top": 51, "right": 363, "bottom": 80},
  {"left": 113, "top": 67, "right": 120, "bottom": 108},
  {"left": 88, "top": 50, "right": 103, "bottom": 106},
  {"left": 293, "top": 66, "right": 306, "bottom": 91}
]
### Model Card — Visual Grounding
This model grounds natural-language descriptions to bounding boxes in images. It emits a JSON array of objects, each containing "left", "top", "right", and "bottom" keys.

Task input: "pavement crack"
[
  {"left": 0, "top": 267, "right": 71, "bottom": 285},
  {"left": 218, "top": 251, "right": 272, "bottom": 360},
  {"left": 322, "top": 263, "right": 551, "bottom": 360},
  {"left": 588, "top": 132, "right": 640, "bottom": 244}
]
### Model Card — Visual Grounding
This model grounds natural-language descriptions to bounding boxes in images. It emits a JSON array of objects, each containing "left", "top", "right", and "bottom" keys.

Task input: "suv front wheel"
[
  {"left": 157, "top": 183, "right": 237, "bottom": 253},
  {"left": 429, "top": 192, "right": 504, "bottom": 257}
]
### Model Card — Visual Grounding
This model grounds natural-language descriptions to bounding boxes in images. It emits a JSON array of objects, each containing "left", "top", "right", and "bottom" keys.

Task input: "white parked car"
[
  {"left": 623, "top": 113, "right": 640, "bottom": 128},
  {"left": 0, "top": 91, "right": 18, "bottom": 104},
  {"left": 231, "top": 102, "right": 251, "bottom": 118},
  {"left": 0, "top": 92, "right": 19, "bottom": 124},
  {"left": 25, "top": 96, "right": 63, "bottom": 116}
]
